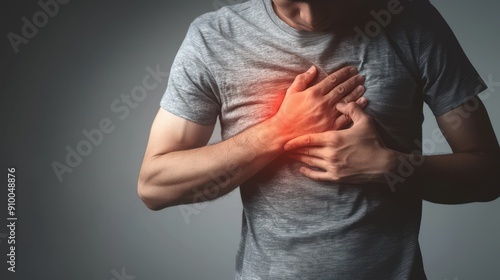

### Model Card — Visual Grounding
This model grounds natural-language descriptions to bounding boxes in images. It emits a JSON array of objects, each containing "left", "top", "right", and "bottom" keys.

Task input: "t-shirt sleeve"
[
  {"left": 418, "top": 2, "right": 487, "bottom": 117},
  {"left": 160, "top": 21, "right": 221, "bottom": 125}
]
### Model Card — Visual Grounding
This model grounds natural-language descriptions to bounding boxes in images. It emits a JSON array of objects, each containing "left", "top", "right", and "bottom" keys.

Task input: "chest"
[{"left": 216, "top": 34, "right": 422, "bottom": 149}]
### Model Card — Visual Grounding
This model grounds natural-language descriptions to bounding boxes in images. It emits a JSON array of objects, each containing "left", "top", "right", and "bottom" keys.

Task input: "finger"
[
  {"left": 356, "top": 96, "right": 369, "bottom": 109},
  {"left": 336, "top": 83, "right": 365, "bottom": 105},
  {"left": 289, "top": 154, "right": 325, "bottom": 169},
  {"left": 284, "top": 133, "right": 328, "bottom": 151},
  {"left": 328, "top": 82, "right": 364, "bottom": 128},
  {"left": 327, "top": 75, "right": 365, "bottom": 106},
  {"left": 311, "top": 66, "right": 358, "bottom": 95},
  {"left": 287, "top": 65, "right": 317, "bottom": 94},
  {"left": 298, "top": 167, "right": 331, "bottom": 182},
  {"left": 290, "top": 146, "right": 324, "bottom": 158},
  {"left": 332, "top": 97, "right": 369, "bottom": 130},
  {"left": 336, "top": 101, "right": 369, "bottom": 123}
]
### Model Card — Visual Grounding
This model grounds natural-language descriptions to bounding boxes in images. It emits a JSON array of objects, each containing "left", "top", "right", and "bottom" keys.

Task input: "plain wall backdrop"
[{"left": 1, "top": 0, "right": 499, "bottom": 279}]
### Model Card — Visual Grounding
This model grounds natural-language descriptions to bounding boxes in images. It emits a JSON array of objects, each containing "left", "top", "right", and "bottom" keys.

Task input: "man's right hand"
[
  {"left": 272, "top": 65, "right": 367, "bottom": 139},
  {"left": 138, "top": 65, "right": 367, "bottom": 210}
]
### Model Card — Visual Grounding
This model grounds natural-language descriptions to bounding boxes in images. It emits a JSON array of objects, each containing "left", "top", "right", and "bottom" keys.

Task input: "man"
[{"left": 137, "top": 0, "right": 500, "bottom": 279}]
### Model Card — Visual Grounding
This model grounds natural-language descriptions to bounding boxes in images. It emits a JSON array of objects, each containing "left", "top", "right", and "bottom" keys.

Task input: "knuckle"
[
  {"left": 328, "top": 74, "right": 338, "bottom": 84},
  {"left": 336, "top": 85, "right": 345, "bottom": 94},
  {"left": 328, "top": 172, "right": 340, "bottom": 182},
  {"left": 326, "top": 133, "right": 340, "bottom": 146},
  {"left": 305, "top": 88, "right": 316, "bottom": 96},
  {"left": 326, "top": 151, "right": 337, "bottom": 162},
  {"left": 329, "top": 166, "right": 345, "bottom": 182},
  {"left": 302, "top": 168, "right": 311, "bottom": 177},
  {"left": 296, "top": 74, "right": 307, "bottom": 82},
  {"left": 304, "top": 135, "right": 311, "bottom": 145}
]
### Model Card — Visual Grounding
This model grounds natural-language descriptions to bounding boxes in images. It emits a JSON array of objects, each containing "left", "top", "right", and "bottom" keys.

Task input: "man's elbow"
[
  {"left": 481, "top": 175, "right": 500, "bottom": 202},
  {"left": 137, "top": 176, "right": 176, "bottom": 211},
  {"left": 477, "top": 152, "right": 500, "bottom": 202},
  {"left": 138, "top": 182, "right": 161, "bottom": 211},
  {"left": 477, "top": 186, "right": 500, "bottom": 202}
]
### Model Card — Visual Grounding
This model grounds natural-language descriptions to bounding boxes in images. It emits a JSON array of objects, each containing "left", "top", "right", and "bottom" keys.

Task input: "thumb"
[
  {"left": 336, "top": 102, "right": 368, "bottom": 123},
  {"left": 287, "top": 65, "right": 317, "bottom": 94}
]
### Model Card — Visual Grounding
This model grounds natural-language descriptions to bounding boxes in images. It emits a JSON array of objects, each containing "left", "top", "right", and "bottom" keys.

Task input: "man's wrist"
[
  {"left": 257, "top": 116, "right": 292, "bottom": 153},
  {"left": 235, "top": 116, "right": 291, "bottom": 158},
  {"left": 377, "top": 149, "right": 403, "bottom": 184}
]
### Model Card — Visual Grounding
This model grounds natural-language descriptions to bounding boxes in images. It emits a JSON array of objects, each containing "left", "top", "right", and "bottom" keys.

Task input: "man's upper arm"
[
  {"left": 437, "top": 97, "right": 499, "bottom": 154},
  {"left": 425, "top": 97, "right": 500, "bottom": 202},
  {"left": 142, "top": 108, "right": 215, "bottom": 160}
]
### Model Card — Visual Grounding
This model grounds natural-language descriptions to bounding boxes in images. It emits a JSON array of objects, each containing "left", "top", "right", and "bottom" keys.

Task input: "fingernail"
[
  {"left": 359, "top": 97, "right": 368, "bottom": 105},
  {"left": 356, "top": 75, "right": 365, "bottom": 83},
  {"left": 349, "top": 67, "right": 358, "bottom": 75},
  {"left": 355, "top": 85, "right": 365, "bottom": 93},
  {"left": 307, "top": 66, "right": 315, "bottom": 73}
]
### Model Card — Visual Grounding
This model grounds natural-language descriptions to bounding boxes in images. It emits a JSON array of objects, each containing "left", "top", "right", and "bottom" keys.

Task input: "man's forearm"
[
  {"left": 393, "top": 150, "right": 500, "bottom": 204},
  {"left": 138, "top": 117, "right": 288, "bottom": 210},
  {"left": 138, "top": 65, "right": 365, "bottom": 210}
]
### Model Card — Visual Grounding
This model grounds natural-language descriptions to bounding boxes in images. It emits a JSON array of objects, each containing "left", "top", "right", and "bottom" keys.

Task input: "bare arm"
[
  {"left": 402, "top": 97, "right": 500, "bottom": 203},
  {"left": 138, "top": 66, "right": 367, "bottom": 210},
  {"left": 284, "top": 97, "right": 500, "bottom": 204},
  {"left": 137, "top": 108, "right": 288, "bottom": 210}
]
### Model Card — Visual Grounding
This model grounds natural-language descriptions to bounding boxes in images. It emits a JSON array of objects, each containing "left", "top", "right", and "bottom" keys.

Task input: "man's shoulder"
[
  {"left": 393, "top": 0, "right": 443, "bottom": 29},
  {"left": 373, "top": 0, "right": 449, "bottom": 44}
]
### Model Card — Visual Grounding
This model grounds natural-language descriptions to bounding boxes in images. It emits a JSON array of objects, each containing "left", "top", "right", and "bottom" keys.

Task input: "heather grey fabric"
[{"left": 160, "top": 0, "right": 486, "bottom": 279}]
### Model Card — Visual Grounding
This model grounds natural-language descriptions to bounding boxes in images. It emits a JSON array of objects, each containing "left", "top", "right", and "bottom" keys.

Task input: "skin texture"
[
  {"left": 284, "top": 102, "right": 393, "bottom": 184},
  {"left": 285, "top": 98, "right": 500, "bottom": 203},
  {"left": 270, "top": 0, "right": 500, "bottom": 203},
  {"left": 138, "top": 66, "right": 366, "bottom": 210},
  {"left": 138, "top": 0, "right": 500, "bottom": 210}
]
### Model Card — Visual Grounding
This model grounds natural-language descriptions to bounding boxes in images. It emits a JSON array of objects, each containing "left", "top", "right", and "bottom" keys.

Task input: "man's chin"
[{"left": 297, "top": 21, "right": 333, "bottom": 33}]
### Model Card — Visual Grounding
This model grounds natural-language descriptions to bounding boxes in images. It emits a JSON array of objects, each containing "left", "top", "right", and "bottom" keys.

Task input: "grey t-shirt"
[{"left": 160, "top": 0, "right": 486, "bottom": 279}]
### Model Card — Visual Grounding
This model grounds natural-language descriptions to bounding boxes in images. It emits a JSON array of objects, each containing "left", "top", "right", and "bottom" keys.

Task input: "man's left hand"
[{"left": 284, "top": 102, "right": 396, "bottom": 184}]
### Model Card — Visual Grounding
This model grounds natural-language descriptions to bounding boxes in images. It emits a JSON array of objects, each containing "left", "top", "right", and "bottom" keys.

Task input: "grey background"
[{"left": 1, "top": 0, "right": 499, "bottom": 279}]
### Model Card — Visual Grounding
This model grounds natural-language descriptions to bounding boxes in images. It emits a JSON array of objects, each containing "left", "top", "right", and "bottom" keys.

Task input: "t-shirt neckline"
[{"left": 261, "top": 0, "right": 333, "bottom": 40}]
